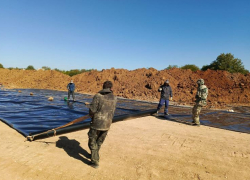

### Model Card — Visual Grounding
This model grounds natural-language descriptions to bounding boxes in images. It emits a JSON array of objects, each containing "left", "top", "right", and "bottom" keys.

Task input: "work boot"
[
  {"left": 191, "top": 121, "right": 200, "bottom": 126},
  {"left": 89, "top": 161, "right": 99, "bottom": 169},
  {"left": 164, "top": 113, "right": 169, "bottom": 116},
  {"left": 155, "top": 111, "right": 159, "bottom": 116}
]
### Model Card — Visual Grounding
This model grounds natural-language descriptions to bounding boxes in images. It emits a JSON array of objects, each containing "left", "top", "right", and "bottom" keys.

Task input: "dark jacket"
[
  {"left": 89, "top": 88, "right": 117, "bottom": 131},
  {"left": 159, "top": 85, "right": 172, "bottom": 100},
  {"left": 67, "top": 83, "right": 75, "bottom": 92}
]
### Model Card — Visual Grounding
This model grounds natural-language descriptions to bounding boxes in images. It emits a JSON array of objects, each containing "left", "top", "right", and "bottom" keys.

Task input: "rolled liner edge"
[{"left": 27, "top": 109, "right": 157, "bottom": 141}]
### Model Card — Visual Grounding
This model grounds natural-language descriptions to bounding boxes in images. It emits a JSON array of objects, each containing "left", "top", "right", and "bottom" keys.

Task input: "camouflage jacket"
[
  {"left": 195, "top": 85, "right": 208, "bottom": 106},
  {"left": 89, "top": 88, "right": 117, "bottom": 131}
]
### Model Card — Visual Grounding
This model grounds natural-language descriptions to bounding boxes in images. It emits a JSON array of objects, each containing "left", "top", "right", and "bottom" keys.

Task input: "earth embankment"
[{"left": 0, "top": 68, "right": 250, "bottom": 107}]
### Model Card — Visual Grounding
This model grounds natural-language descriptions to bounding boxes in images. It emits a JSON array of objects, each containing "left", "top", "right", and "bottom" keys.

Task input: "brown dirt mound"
[
  {"left": 1, "top": 68, "right": 250, "bottom": 108},
  {"left": 0, "top": 69, "right": 71, "bottom": 90}
]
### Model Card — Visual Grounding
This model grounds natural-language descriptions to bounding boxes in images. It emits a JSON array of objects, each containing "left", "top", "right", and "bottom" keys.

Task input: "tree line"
[
  {"left": 165, "top": 53, "right": 249, "bottom": 75},
  {"left": 0, "top": 64, "right": 94, "bottom": 77},
  {"left": 0, "top": 53, "right": 249, "bottom": 76}
]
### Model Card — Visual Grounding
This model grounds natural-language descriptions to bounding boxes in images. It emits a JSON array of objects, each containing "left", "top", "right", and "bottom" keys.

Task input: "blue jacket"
[
  {"left": 67, "top": 83, "right": 75, "bottom": 92},
  {"left": 158, "top": 85, "right": 172, "bottom": 100}
]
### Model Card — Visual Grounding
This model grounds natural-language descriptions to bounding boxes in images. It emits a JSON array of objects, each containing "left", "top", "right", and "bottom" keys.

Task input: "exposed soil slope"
[
  {"left": 1, "top": 68, "right": 250, "bottom": 107},
  {"left": 0, "top": 69, "right": 71, "bottom": 90},
  {"left": 73, "top": 68, "right": 250, "bottom": 107}
]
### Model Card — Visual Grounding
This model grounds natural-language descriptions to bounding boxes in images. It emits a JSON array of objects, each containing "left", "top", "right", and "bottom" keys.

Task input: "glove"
[
  {"left": 84, "top": 102, "right": 90, "bottom": 105},
  {"left": 170, "top": 97, "right": 173, "bottom": 101}
]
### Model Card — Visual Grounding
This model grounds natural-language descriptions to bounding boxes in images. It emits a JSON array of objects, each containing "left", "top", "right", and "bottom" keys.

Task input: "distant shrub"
[
  {"left": 8, "top": 67, "right": 22, "bottom": 70},
  {"left": 54, "top": 68, "right": 62, "bottom": 72},
  {"left": 80, "top": 69, "right": 93, "bottom": 73},
  {"left": 165, "top": 65, "right": 178, "bottom": 70},
  {"left": 26, "top": 65, "right": 35, "bottom": 70},
  {"left": 65, "top": 69, "right": 81, "bottom": 76},
  {"left": 53, "top": 68, "right": 94, "bottom": 76},
  {"left": 42, "top": 66, "right": 51, "bottom": 70},
  {"left": 0, "top": 63, "right": 4, "bottom": 68},
  {"left": 181, "top": 64, "right": 200, "bottom": 71}
]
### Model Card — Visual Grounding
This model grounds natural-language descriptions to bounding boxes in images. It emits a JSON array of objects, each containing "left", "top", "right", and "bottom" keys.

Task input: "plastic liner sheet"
[
  {"left": 162, "top": 107, "right": 250, "bottom": 134},
  {"left": 0, "top": 89, "right": 157, "bottom": 137},
  {"left": 0, "top": 89, "right": 250, "bottom": 137}
]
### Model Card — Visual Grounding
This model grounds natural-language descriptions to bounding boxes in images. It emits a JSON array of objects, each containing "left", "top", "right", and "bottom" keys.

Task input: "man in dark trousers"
[
  {"left": 87, "top": 81, "right": 117, "bottom": 168},
  {"left": 67, "top": 80, "right": 75, "bottom": 101},
  {"left": 156, "top": 80, "right": 173, "bottom": 115}
]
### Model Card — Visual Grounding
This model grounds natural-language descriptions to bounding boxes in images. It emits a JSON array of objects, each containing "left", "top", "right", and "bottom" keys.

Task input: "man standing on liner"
[
  {"left": 67, "top": 80, "right": 75, "bottom": 101},
  {"left": 87, "top": 81, "right": 117, "bottom": 168},
  {"left": 156, "top": 80, "right": 173, "bottom": 116},
  {"left": 192, "top": 79, "right": 208, "bottom": 126}
]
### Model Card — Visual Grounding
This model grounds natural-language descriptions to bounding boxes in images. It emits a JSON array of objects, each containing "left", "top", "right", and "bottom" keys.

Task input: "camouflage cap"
[{"left": 197, "top": 79, "right": 205, "bottom": 85}]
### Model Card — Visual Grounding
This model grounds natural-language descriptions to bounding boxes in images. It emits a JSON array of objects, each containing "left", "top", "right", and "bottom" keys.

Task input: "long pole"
[
  {"left": 26, "top": 114, "right": 90, "bottom": 141},
  {"left": 27, "top": 109, "right": 157, "bottom": 141}
]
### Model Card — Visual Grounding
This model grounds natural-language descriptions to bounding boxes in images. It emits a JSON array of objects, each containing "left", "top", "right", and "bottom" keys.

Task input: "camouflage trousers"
[
  {"left": 192, "top": 104, "right": 202, "bottom": 125},
  {"left": 88, "top": 128, "right": 108, "bottom": 164}
]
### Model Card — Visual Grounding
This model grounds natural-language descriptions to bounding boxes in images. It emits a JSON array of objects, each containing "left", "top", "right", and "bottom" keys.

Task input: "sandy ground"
[{"left": 0, "top": 116, "right": 250, "bottom": 180}]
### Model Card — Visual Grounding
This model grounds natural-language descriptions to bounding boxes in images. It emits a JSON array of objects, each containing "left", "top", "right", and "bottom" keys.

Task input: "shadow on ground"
[
  {"left": 56, "top": 136, "right": 91, "bottom": 165},
  {"left": 153, "top": 113, "right": 194, "bottom": 126}
]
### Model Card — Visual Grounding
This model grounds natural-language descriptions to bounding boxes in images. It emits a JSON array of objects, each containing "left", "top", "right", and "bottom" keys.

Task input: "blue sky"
[{"left": 0, "top": 0, "right": 249, "bottom": 71}]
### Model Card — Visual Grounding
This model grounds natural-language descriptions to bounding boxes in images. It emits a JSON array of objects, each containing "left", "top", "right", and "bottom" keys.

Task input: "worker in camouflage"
[
  {"left": 192, "top": 79, "right": 208, "bottom": 126},
  {"left": 87, "top": 81, "right": 117, "bottom": 168}
]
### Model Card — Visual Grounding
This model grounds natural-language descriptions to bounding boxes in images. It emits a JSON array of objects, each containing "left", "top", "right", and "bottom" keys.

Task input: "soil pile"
[
  {"left": 0, "top": 69, "right": 71, "bottom": 90},
  {"left": 1, "top": 68, "right": 250, "bottom": 108},
  {"left": 73, "top": 68, "right": 250, "bottom": 108}
]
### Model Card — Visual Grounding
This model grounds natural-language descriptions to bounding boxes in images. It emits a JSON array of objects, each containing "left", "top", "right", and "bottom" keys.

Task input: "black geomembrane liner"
[{"left": 0, "top": 89, "right": 250, "bottom": 138}]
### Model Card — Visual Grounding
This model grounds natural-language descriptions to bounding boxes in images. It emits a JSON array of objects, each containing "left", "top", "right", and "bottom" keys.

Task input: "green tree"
[
  {"left": 202, "top": 53, "right": 249, "bottom": 74},
  {"left": 54, "top": 68, "right": 94, "bottom": 76},
  {"left": 26, "top": 65, "right": 35, "bottom": 70},
  {"left": 54, "top": 68, "right": 62, "bottom": 72},
  {"left": 165, "top": 65, "right": 178, "bottom": 70},
  {"left": 42, "top": 66, "right": 51, "bottom": 70},
  {"left": 65, "top": 69, "right": 81, "bottom": 76},
  {"left": 81, "top": 69, "right": 93, "bottom": 73},
  {"left": 0, "top": 63, "right": 4, "bottom": 68},
  {"left": 181, "top": 64, "right": 200, "bottom": 71}
]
